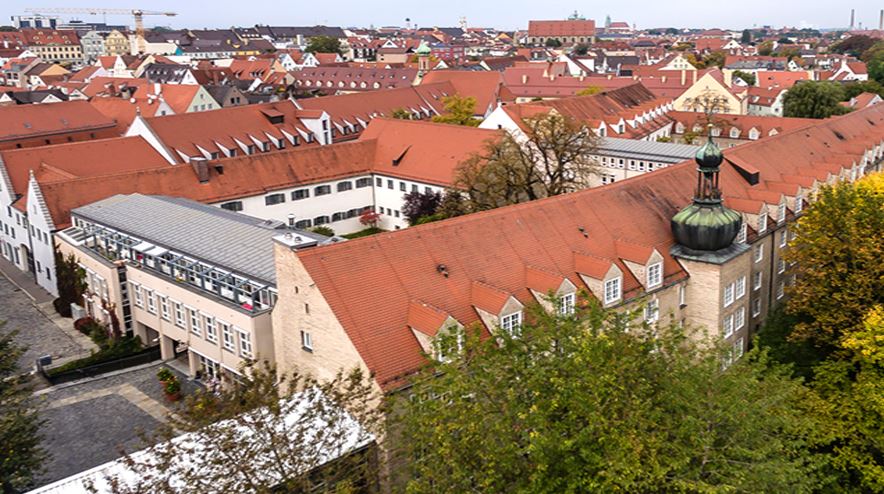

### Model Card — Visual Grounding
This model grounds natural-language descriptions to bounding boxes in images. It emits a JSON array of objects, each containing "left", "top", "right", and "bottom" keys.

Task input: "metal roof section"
[{"left": 596, "top": 137, "right": 699, "bottom": 164}]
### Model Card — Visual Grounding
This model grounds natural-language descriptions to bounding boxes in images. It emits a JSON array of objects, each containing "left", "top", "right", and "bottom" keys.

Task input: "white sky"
[{"left": 1, "top": 0, "right": 881, "bottom": 32}]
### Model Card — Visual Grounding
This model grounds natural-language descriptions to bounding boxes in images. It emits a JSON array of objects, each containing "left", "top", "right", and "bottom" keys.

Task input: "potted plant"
[
  {"left": 163, "top": 375, "right": 181, "bottom": 402},
  {"left": 157, "top": 367, "right": 174, "bottom": 384}
]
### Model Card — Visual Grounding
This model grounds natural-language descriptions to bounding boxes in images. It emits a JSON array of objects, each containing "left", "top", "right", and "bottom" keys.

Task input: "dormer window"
[
  {"left": 434, "top": 329, "right": 464, "bottom": 363},
  {"left": 757, "top": 212, "right": 768, "bottom": 234},
  {"left": 647, "top": 262, "right": 662, "bottom": 289},
  {"left": 736, "top": 222, "right": 747, "bottom": 243},
  {"left": 500, "top": 311, "right": 522, "bottom": 336},
  {"left": 777, "top": 203, "right": 787, "bottom": 224},
  {"left": 559, "top": 293, "right": 576, "bottom": 315},
  {"left": 604, "top": 277, "right": 622, "bottom": 305},
  {"left": 730, "top": 128, "right": 740, "bottom": 138},
  {"left": 794, "top": 194, "right": 803, "bottom": 214}
]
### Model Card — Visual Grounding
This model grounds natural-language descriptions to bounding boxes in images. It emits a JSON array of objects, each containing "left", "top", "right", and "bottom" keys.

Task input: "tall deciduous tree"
[
  {"left": 783, "top": 81, "right": 850, "bottom": 119},
  {"left": 454, "top": 112, "right": 599, "bottom": 211},
  {"left": 401, "top": 190, "right": 442, "bottom": 225},
  {"left": 0, "top": 327, "right": 46, "bottom": 494},
  {"left": 97, "top": 363, "right": 382, "bottom": 494},
  {"left": 430, "top": 95, "right": 480, "bottom": 127},
  {"left": 305, "top": 35, "right": 343, "bottom": 55},
  {"left": 784, "top": 173, "right": 884, "bottom": 348},
  {"left": 391, "top": 301, "right": 825, "bottom": 493},
  {"left": 53, "top": 246, "right": 87, "bottom": 317}
]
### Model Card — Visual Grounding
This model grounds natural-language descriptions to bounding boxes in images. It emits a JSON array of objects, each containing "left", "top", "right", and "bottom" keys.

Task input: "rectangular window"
[
  {"left": 221, "top": 321, "right": 234, "bottom": 351},
  {"left": 678, "top": 284, "right": 686, "bottom": 306},
  {"left": 375, "top": 177, "right": 382, "bottom": 187},
  {"left": 174, "top": 301, "right": 185, "bottom": 328},
  {"left": 735, "top": 276, "right": 746, "bottom": 299},
  {"left": 190, "top": 309, "right": 201, "bottom": 335},
  {"left": 315, "top": 185, "right": 332, "bottom": 196},
  {"left": 604, "top": 277, "right": 621, "bottom": 305},
  {"left": 724, "top": 283, "right": 734, "bottom": 307},
  {"left": 160, "top": 296, "right": 170, "bottom": 321},
  {"left": 220, "top": 201, "right": 243, "bottom": 212},
  {"left": 292, "top": 189, "right": 309, "bottom": 200},
  {"left": 753, "top": 271, "right": 762, "bottom": 290},
  {"left": 301, "top": 330, "right": 313, "bottom": 351},
  {"left": 779, "top": 229, "right": 788, "bottom": 248},
  {"left": 723, "top": 313, "right": 734, "bottom": 337},
  {"left": 387, "top": 179, "right": 393, "bottom": 189},
  {"left": 204, "top": 315, "right": 217, "bottom": 343},
  {"left": 559, "top": 293, "right": 575, "bottom": 315},
  {"left": 752, "top": 298, "right": 762, "bottom": 316},
  {"left": 794, "top": 195, "right": 803, "bottom": 214},
  {"left": 132, "top": 283, "right": 143, "bottom": 308},
  {"left": 500, "top": 312, "right": 522, "bottom": 336},
  {"left": 777, "top": 258, "right": 785, "bottom": 274},
  {"left": 733, "top": 337, "right": 744, "bottom": 360},
  {"left": 777, "top": 281, "right": 785, "bottom": 299},
  {"left": 758, "top": 213, "right": 768, "bottom": 234},
  {"left": 237, "top": 328, "right": 252, "bottom": 358},
  {"left": 777, "top": 203, "right": 787, "bottom": 224},
  {"left": 646, "top": 262, "right": 662, "bottom": 288},
  {"left": 146, "top": 289, "right": 156, "bottom": 314},
  {"left": 736, "top": 223, "right": 747, "bottom": 243},
  {"left": 355, "top": 177, "right": 371, "bottom": 188},
  {"left": 265, "top": 193, "right": 285, "bottom": 206},
  {"left": 735, "top": 307, "right": 745, "bottom": 329},
  {"left": 644, "top": 299, "right": 659, "bottom": 323},
  {"left": 754, "top": 244, "right": 764, "bottom": 263}
]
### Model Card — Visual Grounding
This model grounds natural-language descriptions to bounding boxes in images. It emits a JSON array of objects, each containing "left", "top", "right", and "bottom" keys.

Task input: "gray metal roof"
[
  {"left": 596, "top": 137, "right": 699, "bottom": 164},
  {"left": 72, "top": 194, "right": 324, "bottom": 285}
]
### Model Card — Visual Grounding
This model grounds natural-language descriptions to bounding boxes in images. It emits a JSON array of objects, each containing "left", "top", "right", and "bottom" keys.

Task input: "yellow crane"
[{"left": 24, "top": 7, "right": 177, "bottom": 54}]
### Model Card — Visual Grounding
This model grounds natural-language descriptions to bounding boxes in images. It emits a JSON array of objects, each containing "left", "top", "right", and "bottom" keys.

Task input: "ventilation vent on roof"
[{"left": 833, "top": 130, "right": 846, "bottom": 140}]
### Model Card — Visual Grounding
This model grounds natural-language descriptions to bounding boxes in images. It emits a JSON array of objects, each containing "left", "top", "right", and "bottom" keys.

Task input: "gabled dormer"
[
  {"left": 525, "top": 265, "right": 578, "bottom": 315},
  {"left": 616, "top": 241, "right": 664, "bottom": 292},
  {"left": 408, "top": 301, "right": 463, "bottom": 362},
  {"left": 574, "top": 252, "right": 623, "bottom": 307},
  {"left": 471, "top": 281, "right": 524, "bottom": 336}
]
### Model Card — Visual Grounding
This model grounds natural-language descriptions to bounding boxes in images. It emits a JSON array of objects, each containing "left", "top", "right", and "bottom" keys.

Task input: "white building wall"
[{"left": 25, "top": 181, "right": 58, "bottom": 296}]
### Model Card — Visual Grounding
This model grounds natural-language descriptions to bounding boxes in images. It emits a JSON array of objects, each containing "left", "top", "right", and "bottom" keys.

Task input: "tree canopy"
[
  {"left": 392, "top": 301, "right": 826, "bottom": 493},
  {"left": 305, "top": 35, "right": 343, "bottom": 55},
  {"left": 0, "top": 327, "right": 46, "bottom": 494},
  {"left": 783, "top": 81, "right": 851, "bottom": 119},
  {"left": 733, "top": 69, "right": 757, "bottom": 86},
  {"left": 401, "top": 190, "right": 442, "bottom": 225},
  {"left": 97, "top": 363, "right": 382, "bottom": 494},
  {"left": 454, "top": 112, "right": 599, "bottom": 211},
  {"left": 430, "top": 95, "right": 480, "bottom": 127}
]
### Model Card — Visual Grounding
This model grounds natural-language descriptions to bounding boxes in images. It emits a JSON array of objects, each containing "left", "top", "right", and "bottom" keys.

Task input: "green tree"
[
  {"left": 431, "top": 95, "right": 480, "bottom": 127},
  {"left": 732, "top": 69, "right": 757, "bottom": 86},
  {"left": 390, "top": 107, "right": 414, "bottom": 120},
  {"left": 783, "top": 81, "right": 850, "bottom": 119},
  {"left": 97, "top": 363, "right": 382, "bottom": 494},
  {"left": 702, "top": 50, "right": 726, "bottom": 68},
  {"left": 844, "top": 79, "right": 884, "bottom": 99},
  {"left": 0, "top": 327, "right": 47, "bottom": 493},
  {"left": 741, "top": 29, "right": 752, "bottom": 43},
  {"left": 309, "top": 225, "right": 335, "bottom": 237},
  {"left": 572, "top": 43, "right": 589, "bottom": 56},
  {"left": 544, "top": 38, "right": 562, "bottom": 48},
  {"left": 784, "top": 173, "right": 884, "bottom": 349},
  {"left": 392, "top": 301, "right": 825, "bottom": 493},
  {"left": 832, "top": 35, "right": 877, "bottom": 57},
  {"left": 757, "top": 40, "right": 775, "bottom": 56},
  {"left": 575, "top": 85, "right": 602, "bottom": 96},
  {"left": 454, "top": 112, "right": 599, "bottom": 211},
  {"left": 305, "top": 35, "right": 343, "bottom": 55},
  {"left": 53, "top": 246, "right": 87, "bottom": 317},
  {"left": 868, "top": 50, "right": 884, "bottom": 85}
]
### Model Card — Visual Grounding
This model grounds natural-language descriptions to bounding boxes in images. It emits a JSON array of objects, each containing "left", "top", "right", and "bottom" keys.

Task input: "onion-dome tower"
[{"left": 671, "top": 125, "right": 742, "bottom": 252}]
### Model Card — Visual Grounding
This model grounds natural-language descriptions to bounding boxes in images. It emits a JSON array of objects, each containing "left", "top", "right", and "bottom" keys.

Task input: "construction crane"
[{"left": 24, "top": 7, "right": 177, "bottom": 54}]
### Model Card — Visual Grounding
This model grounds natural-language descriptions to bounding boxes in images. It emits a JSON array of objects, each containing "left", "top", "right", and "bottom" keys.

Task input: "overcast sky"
[{"left": 2, "top": 0, "right": 882, "bottom": 32}]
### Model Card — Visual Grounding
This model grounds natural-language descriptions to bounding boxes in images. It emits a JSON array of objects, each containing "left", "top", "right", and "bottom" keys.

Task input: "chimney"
[
  {"left": 154, "top": 82, "right": 161, "bottom": 95},
  {"left": 521, "top": 74, "right": 528, "bottom": 84},
  {"left": 880, "top": 9, "right": 883, "bottom": 30},
  {"left": 850, "top": 9, "right": 855, "bottom": 30},
  {"left": 191, "top": 157, "right": 209, "bottom": 183}
]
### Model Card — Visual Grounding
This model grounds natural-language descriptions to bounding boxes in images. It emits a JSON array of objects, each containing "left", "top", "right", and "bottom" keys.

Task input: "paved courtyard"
[
  {"left": 33, "top": 362, "right": 202, "bottom": 487},
  {"left": 0, "top": 277, "right": 90, "bottom": 371}
]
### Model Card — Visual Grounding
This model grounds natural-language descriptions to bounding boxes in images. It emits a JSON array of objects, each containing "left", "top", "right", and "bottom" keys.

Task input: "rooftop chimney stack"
[
  {"left": 850, "top": 9, "right": 855, "bottom": 30},
  {"left": 879, "top": 9, "right": 883, "bottom": 30}
]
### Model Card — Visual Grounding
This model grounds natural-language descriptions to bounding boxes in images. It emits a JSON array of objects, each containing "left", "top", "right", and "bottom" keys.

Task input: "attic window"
[
  {"left": 604, "top": 277, "right": 622, "bottom": 305},
  {"left": 500, "top": 311, "right": 522, "bottom": 336}
]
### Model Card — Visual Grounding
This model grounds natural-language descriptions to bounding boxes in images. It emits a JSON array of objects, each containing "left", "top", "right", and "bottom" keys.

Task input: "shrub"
[
  {"left": 309, "top": 226, "right": 335, "bottom": 237},
  {"left": 164, "top": 376, "right": 181, "bottom": 395},
  {"left": 74, "top": 317, "right": 96, "bottom": 335},
  {"left": 157, "top": 367, "right": 174, "bottom": 383},
  {"left": 46, "top": 336, "right": 143, "bottom": 376}
]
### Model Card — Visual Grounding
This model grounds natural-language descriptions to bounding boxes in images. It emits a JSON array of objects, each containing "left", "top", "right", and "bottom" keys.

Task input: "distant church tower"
[{"left": 417, "top": 41, "right": 431, "bottom": 76}]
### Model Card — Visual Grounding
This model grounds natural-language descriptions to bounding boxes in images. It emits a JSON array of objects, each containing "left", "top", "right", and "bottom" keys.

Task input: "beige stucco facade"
[{"left": 674, "top": 72, "right": 747, "bottom": 115}]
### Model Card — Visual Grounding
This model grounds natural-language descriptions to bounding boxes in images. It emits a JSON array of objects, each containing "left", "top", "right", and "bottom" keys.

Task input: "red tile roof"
[
  {"left": 670, "top": 111, "right": 816, "bottom": 139},
  {"left": 292, "top": 67, "right": 418, "bottom": 93},
  {"left": 420, "top": 70, "right": 515, "bottom": 115},
  {"left": 0, "top": 100, "right": 117, "bottom": 147},
  {"left": 528, "top": 20, "right": 596, "bottom": 37},
  {"left": 293, "top": 103, "right": 884, "bottom": 390}
]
